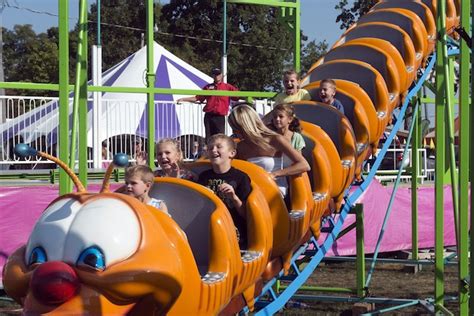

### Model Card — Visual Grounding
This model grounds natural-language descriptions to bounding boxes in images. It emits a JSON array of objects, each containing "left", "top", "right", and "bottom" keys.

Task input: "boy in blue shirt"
[{"left": 317, "top": 78, "right": 344, "bottom": 115}]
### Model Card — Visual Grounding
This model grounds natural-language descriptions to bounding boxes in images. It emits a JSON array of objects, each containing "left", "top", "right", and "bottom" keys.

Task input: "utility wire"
[{"left": 4, "top": 3, "right": 289, "bottom": 51}]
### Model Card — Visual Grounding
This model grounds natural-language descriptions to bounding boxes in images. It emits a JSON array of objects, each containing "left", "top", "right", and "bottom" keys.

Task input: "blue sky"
[{"left": 2, "top": 0, "right": 345, "bottom": 46}]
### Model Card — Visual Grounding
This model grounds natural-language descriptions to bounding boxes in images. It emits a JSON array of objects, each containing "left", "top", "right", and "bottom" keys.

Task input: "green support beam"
[
  {"left": 77, "top": 0, "right": 88, "bottom": 186},
  {"left": 445, "top": 56, "right": 459, "bottom": 242},
  {"left": 146, "top": 0, "right": 156, "bottom": 167},
  {"left": 434, "top": 0, "right": 447, "bottom": 310},
  {"left": 460, "top": 0, "right": 472, "bottom": 314},
  {"left": 58, "top": 0, "right": 71, "bottom": 194},
  {"left": 355, "top": 204, "right": 366, "bottom": 298},
  {"left": 411, "top": 95, "right": 420, "bottom": 260},
  {"left": 471, "top": 3, "right": 474, "bottom": 312},
  {"left": 0, "top": 82, "right": 276, "bottom": 99}
]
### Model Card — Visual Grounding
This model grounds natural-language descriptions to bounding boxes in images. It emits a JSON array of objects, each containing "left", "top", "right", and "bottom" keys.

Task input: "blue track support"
[
  {"left": 365, "top": 98, "right": 421, "bottom": 288},
  {"left": 252, "top": 51, "right": 441, "bottom": 315}
]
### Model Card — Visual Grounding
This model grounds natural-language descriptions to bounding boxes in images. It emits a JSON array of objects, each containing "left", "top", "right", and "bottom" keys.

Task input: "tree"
[
  {"left": 300, "top": 39, "right": 328, "bottom": 76},
  {"left": 87, "top": 0, "right": 164, "bottom": 72},
  {"left": 335, "top": 0, "right": 376, "bottom": 30},
  {"left": 2, "top": 25, "right": 59, "bottom": 97},
  {"left": 159, "top": 0, "right": 297, "bottom": 91},
  {"left": 1, "top": 1, "right": 326, "bottom": 97}
]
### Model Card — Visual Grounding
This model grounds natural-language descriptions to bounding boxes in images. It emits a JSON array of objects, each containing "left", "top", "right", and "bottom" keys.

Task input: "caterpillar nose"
[{"left": 30, "top": 261, "right": 80, "bottom": 305}]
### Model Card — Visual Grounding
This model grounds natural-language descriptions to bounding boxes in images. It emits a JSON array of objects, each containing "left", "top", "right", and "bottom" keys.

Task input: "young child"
[
  {"left": 317, "top": 78, "right": 345, "bottom": 115},
  {"left": 271, "top": 103, "right": 306, "bottom": 167},
  {"left": 198, "top": 134, "right": 252, "bottom": 248},
  {"left": 274, "top": 69, "right": 311, "bottom": 106},
  {"left": 124, "top": 165, "right": 169, "bottom": 216},
  {"left": 155, "top": 138, "right": 197, "bottom": 181}
]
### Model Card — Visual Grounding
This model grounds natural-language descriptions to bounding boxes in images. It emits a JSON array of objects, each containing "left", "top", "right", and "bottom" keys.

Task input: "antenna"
[
  {"left": 14, "top": 144, "right": 129, "bottom": 194},
  {"left": 100, "top": 153, "right": 129, "bottom": 193},
  {"left": 14, "top": 143, "right": 87, "bottom": 193}
]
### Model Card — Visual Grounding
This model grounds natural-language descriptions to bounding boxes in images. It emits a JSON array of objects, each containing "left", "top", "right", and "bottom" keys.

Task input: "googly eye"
[
  {"left": 28, "top": 247, "right": 47, "bottom": 266},
  {"left": 76, "top": 246, "right": 106, "bottom": 271}
]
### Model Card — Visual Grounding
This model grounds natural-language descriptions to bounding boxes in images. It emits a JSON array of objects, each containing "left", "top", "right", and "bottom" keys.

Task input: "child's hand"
[
  {"left": 269, "top": 171, "right": 281, "bottom": 180},
  {"left": 170, "top": 161, "right": 180, "bottom": 172},
  {"left": 135, "top": 151, "right": 147, "bottom": 165},
  {"left": 218, "top": 183, "right": 236, "bottom": 198}
]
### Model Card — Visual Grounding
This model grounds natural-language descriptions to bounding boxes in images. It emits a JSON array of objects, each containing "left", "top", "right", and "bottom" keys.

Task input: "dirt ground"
[
  {"left": 278, "top": 257, "right": 460, "bottom": 315},
  {"left": 0, "top": 256, "right": 460, "bottom": 315}
]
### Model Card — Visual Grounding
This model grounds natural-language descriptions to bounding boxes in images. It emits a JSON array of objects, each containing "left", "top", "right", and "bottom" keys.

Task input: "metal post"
[
  {"left": 411, "top": 96, "right": 419, "bottom": 260},
  {"left": 92, "top": 0, "right": 103, "bottom": 169},
  {"left": 58, "top": 0, "right": 71, "bottom": 194},
  {"left": 434, "top": 0, "right": 447, "bottom": 310},
  {"left": 470, "top": 4, "right": 474, "bottom": 311},
  {"left": 444, "top": 57, "right": 459, "bottom": 241},
  {"left": 97, "top": 0, "right": 101, "bottom": 46},
  {"left": 70, "top": 0, "right": 88, "bottom": 173},
  {"left": 222, "top": 0, "right": 228, "bottom": 83},
  {"left": 78, "top": 0, "right": 88, "bottom": 185},
  {"left": 146, "top": 0, "right": 156, "bottom": 166},
  {"left": 294, "top": 2, "right": 300, "bottom": 73},
  {"left": 458, "top": 0, "right": 471, "bottom": 314},
  {"left": 355, "top": 204, "right": 365, "bottom": 297}
]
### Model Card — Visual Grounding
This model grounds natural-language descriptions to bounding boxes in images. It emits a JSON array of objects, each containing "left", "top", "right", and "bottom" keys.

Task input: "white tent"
[{"left": 0, "top": 42, "right": 212, "bottom": 148}]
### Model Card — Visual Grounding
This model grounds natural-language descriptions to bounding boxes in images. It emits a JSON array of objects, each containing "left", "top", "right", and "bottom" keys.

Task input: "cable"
[{"left": 4, "top": 3, "right": 289, "bottom": 51}]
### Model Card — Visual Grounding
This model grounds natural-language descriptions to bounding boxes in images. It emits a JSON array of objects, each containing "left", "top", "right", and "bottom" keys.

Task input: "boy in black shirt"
[{"left": 198, "top": 134, "right": 251, "bottom": 248}]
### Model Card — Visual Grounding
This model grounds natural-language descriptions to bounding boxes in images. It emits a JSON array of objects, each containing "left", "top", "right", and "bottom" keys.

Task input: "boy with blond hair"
[
  {"left": 198, "top": 134, "right": 251, "bottom": 248},
  {"left": 124, "top": 165, "right": 169, "bottom": 216}
]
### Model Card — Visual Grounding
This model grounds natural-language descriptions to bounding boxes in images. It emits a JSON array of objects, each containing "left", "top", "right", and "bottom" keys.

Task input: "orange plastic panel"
[
  {"left": 189, "top": 159, "right": 313, "bottom": 272},
  {"left": 306, "top": 59, "right": 396, "bottom": 114},
  {"left": 333, "top": 21, "right": 418, "bottom": 75},
  {"left": 372, "top": 1, "right": 436, "bottom": 54},
  {"left": 299, "top": 120, "right": 352, "bottom": 209},
  {"left": 309, "top": 40, "right": 403, "bottom": 102},
  {"left": 293, "top": 101, "right": 357, "bottom": 198},
  {"left": 298, "top": 129, "right": 332, "bottom": 237},
  {"left": 231, "top": 159, "right": 313, "bottom": 275},
  {"left": 302, "top": 81, "right": 373, "bottom": 177},
  {"left": 417, "top": 0, "right": 459, "bottom": 33},
  {"left": 348, "top": 9, "right": 428, "bottom": 62},
  {"left": 304, "top": 79, "right": 386, "bottom": 149}
]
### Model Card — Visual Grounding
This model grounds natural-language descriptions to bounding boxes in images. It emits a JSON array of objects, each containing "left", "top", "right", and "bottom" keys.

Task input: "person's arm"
[
  {"left": 219, "top": 183, "right": 245, "bottom": 218},
  {"left": 270, "top": 134, "right": 310, "bottom": 178},
  {"left": 262, "top": 110, "right": 274, "bottom": 126},
  {"left": 229, "top": 84, "right": 239, "bottom": 101},
  {"left": 176, "top": 96, "right": 198, "bottom": 103},
  {"left": 135, "top": 150, "right": 147, "bottom": 165},
  {"left": 159, "top": 201, "right": 169, "bottom": 215}
]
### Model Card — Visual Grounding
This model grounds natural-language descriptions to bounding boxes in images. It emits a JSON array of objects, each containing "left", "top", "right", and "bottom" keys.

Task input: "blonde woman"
[{"left": 228, "top": 105, "right": 310, "bottom": 197}]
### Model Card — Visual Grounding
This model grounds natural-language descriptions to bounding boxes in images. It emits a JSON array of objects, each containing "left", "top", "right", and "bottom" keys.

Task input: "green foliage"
[
  {"left": 300, "top": 40, "right": 328, "bottom": 76},
  {"left": 2, "top": 1, "right": 326, "bottom": 95},
  {"left": 159, "top": 0, "right": 297, "bottom": 91},
  {"left": 2, "top": 25, "right": 59, "bottom": 96},
  {"left": 88, "top": 0, "right": 165, "bottom": 72},
  {"left": 335, "top": 0, "right": 376, "bottom": 30}
]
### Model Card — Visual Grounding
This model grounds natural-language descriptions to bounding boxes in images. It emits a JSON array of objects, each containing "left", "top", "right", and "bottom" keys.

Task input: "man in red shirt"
[{"left": 177, "top": 68, "right": 239, "bottom": 141}]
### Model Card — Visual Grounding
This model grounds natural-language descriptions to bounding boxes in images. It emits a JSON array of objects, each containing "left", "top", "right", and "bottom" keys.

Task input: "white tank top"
[{"left": 247, "top": 156, "right": 288, "bottom": 197}]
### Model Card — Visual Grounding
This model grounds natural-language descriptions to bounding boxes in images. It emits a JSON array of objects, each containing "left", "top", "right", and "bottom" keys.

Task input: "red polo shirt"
[{"left": 196, "top": 82, "right": 239, "bottom": 116}]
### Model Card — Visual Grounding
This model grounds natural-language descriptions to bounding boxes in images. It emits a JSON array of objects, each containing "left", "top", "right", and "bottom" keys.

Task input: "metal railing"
[
  {"left": 0, "top": 95, "right": 273, "bottom": 170},
  {"left": 366, "top": 147, "right": 432, "bottom": 183}
]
